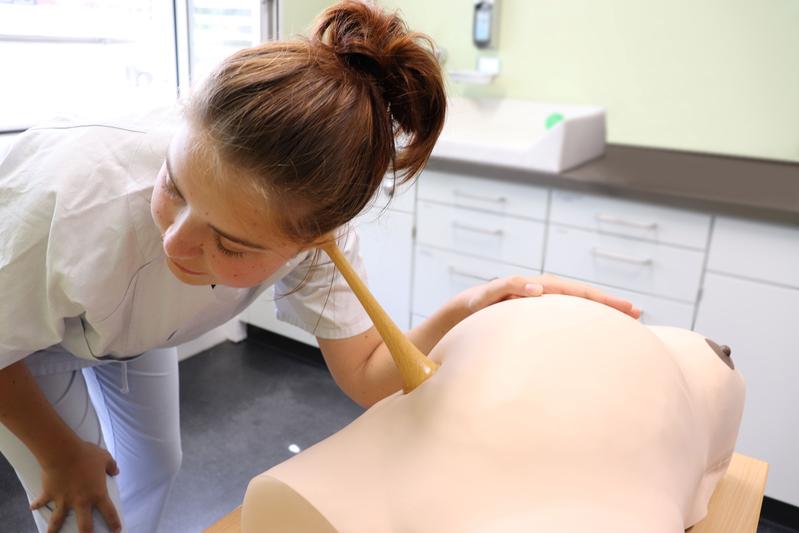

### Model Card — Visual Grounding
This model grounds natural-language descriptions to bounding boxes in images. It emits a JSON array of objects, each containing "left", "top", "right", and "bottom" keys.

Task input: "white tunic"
[{"left": 0, "top": 107, "right": 372, "bottom": 374}]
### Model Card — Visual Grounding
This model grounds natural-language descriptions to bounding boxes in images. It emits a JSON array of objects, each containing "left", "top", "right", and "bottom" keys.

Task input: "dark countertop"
[{"left": 428, "top": 144, "right": 799, "bottom": 225}]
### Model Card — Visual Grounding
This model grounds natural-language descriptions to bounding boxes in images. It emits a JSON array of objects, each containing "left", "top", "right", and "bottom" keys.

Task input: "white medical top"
[{"left": 0, "top": 107, "right": 372, "bottom": 374}]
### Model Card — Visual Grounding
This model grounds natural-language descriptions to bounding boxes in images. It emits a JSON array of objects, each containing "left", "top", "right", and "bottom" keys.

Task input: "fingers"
[
  {"left": 529, "top": 274, "right": 641, "bottom": 319},
  {"left": 30, "top": 491, "right": 51, "bottom": 511},
  {"left": 473, "top": 273, "right": 641, "bottom": 320},
  {"left": 503, "top": 276, "right": 544, "bottom": 297},
  {"left": 76, "top": 504, "right": 93, "bottom": 533},
  {"left": 47, "top": 501, "right": 67, "bottom": 533},
  {"left": 98, "top": 498, "right": 123, "bottom": 533},
  {"left": 106, "top": 458, "right": 120, "bottom": 476},
  {"left": 483, "top": 276, "right": 541, "bottom": 306}
]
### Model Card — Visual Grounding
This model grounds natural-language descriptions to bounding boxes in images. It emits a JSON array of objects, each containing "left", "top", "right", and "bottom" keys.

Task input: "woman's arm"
[
  {"left": 318, "top": 274, "right": 641, "bottom": 407},
  {"left": 0, "top": 360, "right": 122, "bottom": 532}
]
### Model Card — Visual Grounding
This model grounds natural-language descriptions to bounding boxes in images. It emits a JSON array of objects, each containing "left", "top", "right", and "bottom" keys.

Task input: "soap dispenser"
[
  {"left": 448, "top": 0, "right": 501, "bottom": 83},
  {"left": 473, "top": 0, "right": 499, "bottom": 49}
]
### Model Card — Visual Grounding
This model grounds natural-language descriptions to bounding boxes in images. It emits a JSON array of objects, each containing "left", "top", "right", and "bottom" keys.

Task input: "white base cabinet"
[
  {"left": 244, "top": 288, "right": 318, "bottom": 347},
  {"left": 354, "top": 206, "right": 414, "bottom": 330},
  {"left": 695, "top": 273, "right": 799, "bottom": 506}
]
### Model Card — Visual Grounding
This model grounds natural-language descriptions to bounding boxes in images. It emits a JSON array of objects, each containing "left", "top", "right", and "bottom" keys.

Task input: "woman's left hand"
[{"left": 454, "top": 273, "right": 641, "bottom": 319}]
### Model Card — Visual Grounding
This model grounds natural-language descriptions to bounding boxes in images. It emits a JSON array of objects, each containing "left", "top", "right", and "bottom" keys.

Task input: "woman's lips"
[{"left": 170, "top": 258, "right": 204, "bottom": 276}]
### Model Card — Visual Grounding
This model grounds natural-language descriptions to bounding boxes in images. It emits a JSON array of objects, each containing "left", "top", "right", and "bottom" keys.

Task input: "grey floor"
[
  {"left": 0, "top": 332, "right": 796, "bottom": 532},
  {"left": 0, "top": 333, "right": 363, "bottom": 532}
]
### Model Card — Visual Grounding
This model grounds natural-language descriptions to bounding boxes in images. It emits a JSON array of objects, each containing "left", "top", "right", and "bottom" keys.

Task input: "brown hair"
[{"left": 187, "top": 0, "right": 446, "bottom": 245}]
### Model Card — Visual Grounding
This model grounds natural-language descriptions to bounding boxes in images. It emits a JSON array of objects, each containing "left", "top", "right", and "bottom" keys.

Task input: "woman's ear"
[{"left": 307, "top": 231, "right": 337, "bottom": 250}]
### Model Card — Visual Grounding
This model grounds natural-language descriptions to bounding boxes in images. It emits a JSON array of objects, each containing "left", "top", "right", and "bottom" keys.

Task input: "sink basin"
[{"left": 431, "top": 97, "right": 606, "bottom": 173}]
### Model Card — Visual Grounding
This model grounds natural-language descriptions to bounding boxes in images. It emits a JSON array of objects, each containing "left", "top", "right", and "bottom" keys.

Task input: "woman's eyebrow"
[{"left": 210, "top": 225, "right": 268, "bottom": 251}]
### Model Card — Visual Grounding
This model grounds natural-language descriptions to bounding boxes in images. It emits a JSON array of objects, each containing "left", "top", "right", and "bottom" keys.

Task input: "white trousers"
[{"left": 0, "top": 348, "right": 182, "bottom": 533}]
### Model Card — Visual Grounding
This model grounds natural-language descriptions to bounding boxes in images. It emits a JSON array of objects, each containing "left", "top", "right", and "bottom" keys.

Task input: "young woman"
[{"left": 0, "top": 2, "right": 639, "bottom": 531}]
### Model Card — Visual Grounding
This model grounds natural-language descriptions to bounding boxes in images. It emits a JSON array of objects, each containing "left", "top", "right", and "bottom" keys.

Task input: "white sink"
[{"left": 432, "top": 97, "right": 606, "bottom": 173}]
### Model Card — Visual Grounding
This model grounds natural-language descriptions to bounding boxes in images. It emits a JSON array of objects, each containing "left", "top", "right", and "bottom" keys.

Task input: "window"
[
  {"left": 186, "top": 0, "right": 266, "bottom": 85},
  {"left": 0, "top": 0, "right": 278, "bottom": 132},
  {"left": 0, "top": 0, "right": 177, "bottom": 131}
]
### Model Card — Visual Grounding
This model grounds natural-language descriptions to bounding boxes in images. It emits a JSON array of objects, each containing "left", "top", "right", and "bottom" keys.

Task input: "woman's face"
[{"left": 150, "top": 122, "right": 304, "bottom": 288}]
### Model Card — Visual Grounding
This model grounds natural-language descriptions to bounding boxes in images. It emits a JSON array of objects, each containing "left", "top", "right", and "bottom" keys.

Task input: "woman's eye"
[
  {"left": 215, "top": 235, "right": 245, "bottom": 258},
  {"left": 163, "top": 174, "right": 182, "bottom": 199}
]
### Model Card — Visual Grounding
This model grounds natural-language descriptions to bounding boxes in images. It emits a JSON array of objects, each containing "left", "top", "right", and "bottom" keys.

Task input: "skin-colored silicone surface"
[{"left": 242, "top": 295, "right": 745, "bottom": 533}]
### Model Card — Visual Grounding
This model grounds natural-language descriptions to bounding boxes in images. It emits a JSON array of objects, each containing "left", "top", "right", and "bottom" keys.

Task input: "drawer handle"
[
  {"left": 595, "top": 213, "right": 658, "bottom": 230},
  {"left": 591, "top": 247, "right": 654, "bottom": 266},
  {"left": 452, "top": 222, "right": 504, "bottom": 236},
  {"left": 453, "top": 189, "right": 508, "bottom": 203},
  {"left": 449, "top": 267, "right": 496, "bottom": 283}
]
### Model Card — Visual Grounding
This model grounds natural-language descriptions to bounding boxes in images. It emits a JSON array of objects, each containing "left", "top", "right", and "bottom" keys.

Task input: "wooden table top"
[
  {"left": 205, "top": 453, "right": 768, "bottom": 533},
  {"left": 688, "top": 453, "right": 769, "bottom": 533}
]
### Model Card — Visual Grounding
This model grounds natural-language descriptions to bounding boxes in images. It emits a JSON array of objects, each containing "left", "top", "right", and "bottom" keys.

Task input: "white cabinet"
[
  {"left": 545, "top": 224, "right": 705, "bottom": 302},
  {"left": 694, "top": 272, "right": 799, "bottom": 506},
  {"left": 411, "top": 170, "right": 546, "bottom": 321},
  {"left": 244, "top": 289, "right": 318, "bottom": 347},
  {"left": 708, "top": 216, "right": 799, "bottom": 288},
  {"left": 413, "top": 245, "right": 540, "bottom": 318},
  {"left": 354, "top": 206, "right": 414, "bottom": 330},
  {"left": 417, "top": 201, "right": 546, "bottom": 269},
  {"left": 550, "top": 189, "right": 711, "bottom": 249},
  {"left": 418, "top": 169, "right": 548, "bottom": 220}
]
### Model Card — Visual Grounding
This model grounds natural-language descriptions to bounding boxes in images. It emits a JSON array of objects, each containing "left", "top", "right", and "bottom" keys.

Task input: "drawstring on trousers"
[{"left": 120, "top": 362, "right": 129, "bottom": 394}]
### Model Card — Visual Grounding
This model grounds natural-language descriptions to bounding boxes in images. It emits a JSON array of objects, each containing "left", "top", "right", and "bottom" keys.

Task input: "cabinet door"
[
  {"left": 694, "top": 273, "right": 799, "bottom": 506},
  {"left": 244, "top": 289, "right": 318, "bottom": 347},
  {"left": 354, "top": 207, "right": 414, "bottom": 330},
  {"left": 708, "top": 216, "right": 799, "bottom": 288}
]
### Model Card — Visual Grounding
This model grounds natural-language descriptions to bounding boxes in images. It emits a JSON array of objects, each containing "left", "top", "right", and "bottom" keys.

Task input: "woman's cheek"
[
  {"left": 208, "top": 252, "right": 278, "bottom": 288},
  {"left": 150, "top": 189, "right": 174, "bottom": 231}
]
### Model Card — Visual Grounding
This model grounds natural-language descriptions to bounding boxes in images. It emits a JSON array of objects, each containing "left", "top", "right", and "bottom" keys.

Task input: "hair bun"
[
  {"left": 311, "top": 0, "right": 446, "bottom": 184},
  {"left": 312, "top": 1, "right": 405, "bottom": 91}
]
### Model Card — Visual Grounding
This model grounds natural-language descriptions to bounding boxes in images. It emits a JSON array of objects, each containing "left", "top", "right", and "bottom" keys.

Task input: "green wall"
[
  {"left": 286, "top": 1, "right": 799, "bottom": 163},
  {"left": 280, "top": 0, "right": 332, "bottom": 37}
]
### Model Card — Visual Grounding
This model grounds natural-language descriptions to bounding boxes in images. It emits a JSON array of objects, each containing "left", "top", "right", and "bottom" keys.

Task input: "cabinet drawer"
[
  {"left": 545, "top": 225, "right": 705, "bottom": 302},
  {"left": 550, "top": 190, "right": 711, "bottom": 249},
  {"left": 708, "top": 216, "right": 799, "bottom": 288},
  {"left": 417, "top": 201, "right": 545, "bottom": 269},
  {"left": 417, "top": 169, "right": 548, "bottom": 220},
  {"left": 571, "top": 279, "right": 695, "bottom": 329},
  {"left": 413, "top": 246, "right": 540, "bottom": 317}
]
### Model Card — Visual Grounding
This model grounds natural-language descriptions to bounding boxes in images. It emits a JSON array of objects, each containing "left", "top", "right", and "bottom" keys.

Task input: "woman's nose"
[{"left": 162, "top": 215, "right": 204, "bottom": 259}]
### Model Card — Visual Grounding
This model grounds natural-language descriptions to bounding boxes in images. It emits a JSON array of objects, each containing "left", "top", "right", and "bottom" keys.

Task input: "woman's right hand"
[{"left": 30, "top": 439, "right": 122, "bottom": 533}]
